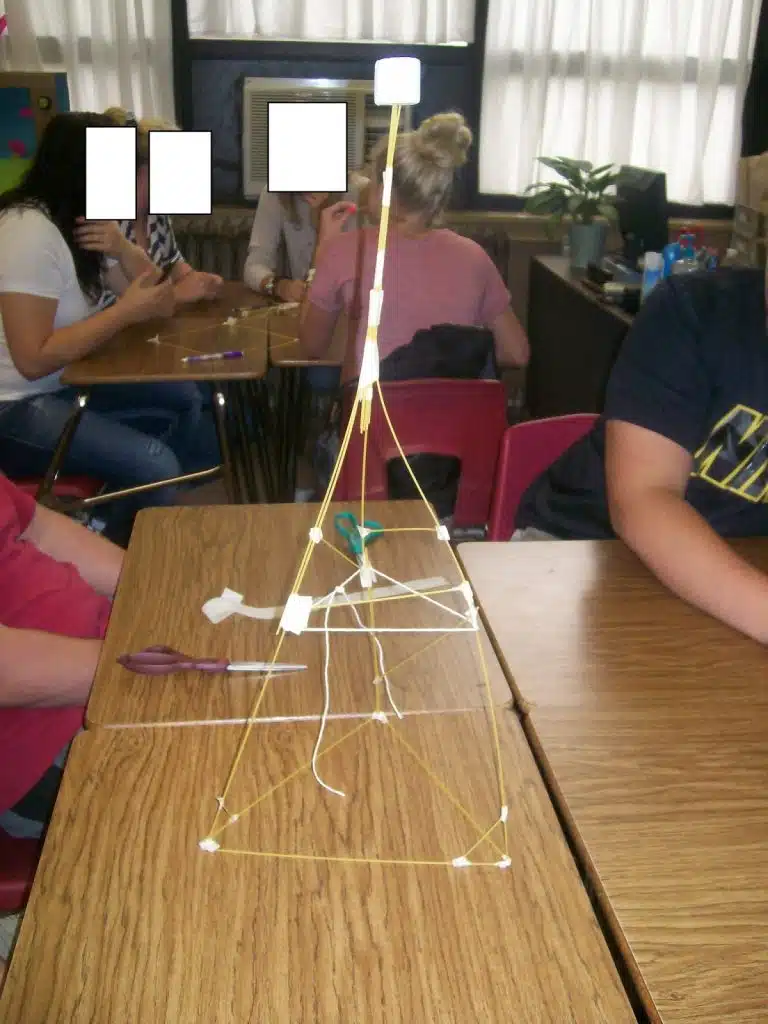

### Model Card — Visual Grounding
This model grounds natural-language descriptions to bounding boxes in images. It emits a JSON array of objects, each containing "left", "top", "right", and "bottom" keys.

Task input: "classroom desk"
[
  {"left": 458, "top": 537, "right": 768, "bottom": 714},
  {"left": 268, "top": 307, "right": 349, "bottom": 501},
  {"left": 87, "top": 502, "right": 512, "bottom": 729},
  {"left": 458, "top": 538, "right": 768, "bottom": 1022},
  {"left": 527, "top": 256, "right": 633, "bottom": 417},
  {"left": 0, "top": 720, "right": 636, "bottom": 1022},
  {"left": 52, "top": 282, "right": 273, "bottom": 504}
]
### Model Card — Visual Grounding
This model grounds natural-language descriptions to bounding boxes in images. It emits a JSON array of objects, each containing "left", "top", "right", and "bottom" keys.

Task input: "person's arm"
[
  {"left": 21, "top": 502, "right": 123, "bottom": 598},
  {"left": 299, "top": 302, "right": 339, "bottom": 359},
  {"left": 244, "top": 192, "right": 284, "bottom": 292},
  {"left": 489, "top": 307, "right": 529, "bottom": 367},
  {"left": 74, "top": 219, "right": 155, "bottom": 286},
  {"left": 0, "top": 626, "right": 99, "bottom": 706},
  {"left": 0, "top": 270, "right": 174, "bottom": 381},
  {"left": 606, "top": 420, "right": 768, "bottom": 643}
]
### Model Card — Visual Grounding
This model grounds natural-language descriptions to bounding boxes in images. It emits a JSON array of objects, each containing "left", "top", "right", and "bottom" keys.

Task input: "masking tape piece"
[
  {"left": 452, "top": 856, "right": 472, "bottom": 868},
  {"left": 357, "top": 339, "right": 380, "bottom": 390},
  {"left": 203, "top": 577, "right": 449, "bottom": 624},
  {"left": 309, "top": 527, "right": 323, "bottom": 544},
  {"left": 279, "top": 594, "right": 313, "bottom": 635},
  {"left": 436, "top": 524, "right": 450, "bottom": 541},
  {"left": 367, "top": 290, "right": 384, "bottom": 327},
  {"left": 199, "top": 838, "right": 220, "bottom": 852}
]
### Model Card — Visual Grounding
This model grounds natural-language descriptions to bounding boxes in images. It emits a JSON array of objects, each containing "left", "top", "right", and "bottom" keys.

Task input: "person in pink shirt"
[{"left": 299, "top": 111, "right": 529, "bottom": 379}]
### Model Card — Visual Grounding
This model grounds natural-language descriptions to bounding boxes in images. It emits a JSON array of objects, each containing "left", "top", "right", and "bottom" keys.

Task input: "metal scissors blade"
[{"left": 117, "top": 646, "right": 306, "bottom": 677}]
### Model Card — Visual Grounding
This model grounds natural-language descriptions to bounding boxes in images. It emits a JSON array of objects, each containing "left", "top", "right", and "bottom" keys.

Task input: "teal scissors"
[{"left": 334, "top": 511, "right": 383, "bottom": 566}]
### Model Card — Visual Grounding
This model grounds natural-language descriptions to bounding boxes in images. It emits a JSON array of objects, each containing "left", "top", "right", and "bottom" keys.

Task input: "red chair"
[
  {"left": 487, "top": 413, "right": 598, "bottom": 541},
  {"left": 0, "top": 831, "right": 41, "bottom": 913},
  {"left": 13, "top": 477, "right": 103, "bottom": 502},
  {"left": 335, "top": 379, "right": 508, "bottom": 528}
]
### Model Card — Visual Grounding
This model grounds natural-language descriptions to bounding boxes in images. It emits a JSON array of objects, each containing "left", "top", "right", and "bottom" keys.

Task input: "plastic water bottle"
[{"left": 641, "top": 252, "right": 663, "bottom": 301}]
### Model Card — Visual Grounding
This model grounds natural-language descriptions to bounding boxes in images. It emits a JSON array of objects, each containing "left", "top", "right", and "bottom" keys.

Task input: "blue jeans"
[{"left": 0, "top": 382, "right": 220, "bottom": 508}]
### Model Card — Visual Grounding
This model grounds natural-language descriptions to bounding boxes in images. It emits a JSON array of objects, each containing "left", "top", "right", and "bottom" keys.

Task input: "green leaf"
[
  {"left": 598, "top": 202, "right": 619, "bottom": 222},
  {"left": 537, "top": 156, "right": 586, "bottom": 188},
  {"left": 524, "top": 190, "right": 569, "bottom": 216},
  {"left": 588, "top": 163, "right": 615, "bottom": 177}
]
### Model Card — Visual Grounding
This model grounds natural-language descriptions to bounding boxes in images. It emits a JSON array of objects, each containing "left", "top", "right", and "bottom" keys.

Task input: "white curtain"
[
  {"left": 186, "top": 0, "right": 475, "bottom": 45},
  {"left": 0, "top": 0, "right": 175, "bottom": 122},
  {"left": 480, "top": 0, "right": 761, "bottom": 205}
]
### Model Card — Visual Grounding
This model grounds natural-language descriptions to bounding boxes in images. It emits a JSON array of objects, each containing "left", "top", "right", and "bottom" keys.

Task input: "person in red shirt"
[
  {"left": 0, "top": 473, "right": 121, "bottom": 987},
  {"left": 0, "top": 473, "right": 122, "bottom": 833}
]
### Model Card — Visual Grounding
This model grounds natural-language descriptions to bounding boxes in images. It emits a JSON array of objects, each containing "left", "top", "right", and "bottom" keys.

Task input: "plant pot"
[{"left": 568, "top": 222, "right": 608, "bottom": 270}]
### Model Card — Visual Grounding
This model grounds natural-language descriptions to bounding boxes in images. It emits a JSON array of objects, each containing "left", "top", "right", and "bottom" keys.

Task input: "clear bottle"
[{"left": 641, "top": 252, "right": 663, "bottom": 300}]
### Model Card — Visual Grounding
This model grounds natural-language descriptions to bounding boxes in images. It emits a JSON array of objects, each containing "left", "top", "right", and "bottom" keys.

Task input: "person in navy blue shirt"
[{"left": 516, "top": 267, "right": 768, "bottom": 643}]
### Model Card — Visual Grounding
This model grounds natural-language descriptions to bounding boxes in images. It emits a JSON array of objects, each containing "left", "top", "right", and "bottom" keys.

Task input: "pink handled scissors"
[{"left": 117, "top": 645, "right": 306, "bottom": 676}]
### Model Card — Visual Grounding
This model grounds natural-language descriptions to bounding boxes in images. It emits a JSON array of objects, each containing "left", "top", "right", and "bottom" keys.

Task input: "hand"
[
  {"left": 318, "top": 201, "right": 357, "bottom": 247},
  {"left": 119, "top": 269, "right": 175, "bottom": 324},
  {"left": 74, "top": 218, "right": 126, "bottom": 258},
  {"left": 175, "top": 271, "right": 223, "bottom": 304},
  {"left": 275, "top": 278, "right": 307, "bottom": 304}
]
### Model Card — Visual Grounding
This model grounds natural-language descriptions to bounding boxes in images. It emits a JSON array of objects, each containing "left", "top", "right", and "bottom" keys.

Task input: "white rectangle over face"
[
  {"left": 85, "top": 126, "right": 136, "bottom": 221},
  {"left": 267, "top": 101, "right": 348, "bottom": 194},
  {"left": 149, "top": 130, "right": 212, "bottom": 216}
]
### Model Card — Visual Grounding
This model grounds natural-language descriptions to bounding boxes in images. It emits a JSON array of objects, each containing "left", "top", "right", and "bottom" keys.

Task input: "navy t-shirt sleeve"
[{"left": 603, "top": 277, "right": 712, "bottom": 454}]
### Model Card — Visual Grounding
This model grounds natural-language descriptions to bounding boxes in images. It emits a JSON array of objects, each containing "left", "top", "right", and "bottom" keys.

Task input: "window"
[
  {"left": 2, "top": 1, "right": 174, "bottom": 122},
  {"left": 479, "top": 0, "right": 761, "bottom": 204},
  {"left": 185, "top": 0, "right": 475, "bottom": 46}
]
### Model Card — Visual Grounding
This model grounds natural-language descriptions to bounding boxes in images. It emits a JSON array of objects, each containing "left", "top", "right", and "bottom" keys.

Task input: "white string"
[
  {"left": 311, "top": 593, "right": 345, "bottom": 799},
  {"left": 341, "top": 589, "right": 403, "bottom": 720}
]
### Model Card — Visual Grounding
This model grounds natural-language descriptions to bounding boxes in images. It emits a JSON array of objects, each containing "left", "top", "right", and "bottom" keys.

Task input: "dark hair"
[{"left": 0, "top": 111, "right": 116, "bottom": 302}]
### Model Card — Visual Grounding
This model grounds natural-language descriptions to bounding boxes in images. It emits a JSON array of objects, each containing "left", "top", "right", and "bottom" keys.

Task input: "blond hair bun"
[{"left": 413, "top": 112, "right": 472, "bottom": 170}]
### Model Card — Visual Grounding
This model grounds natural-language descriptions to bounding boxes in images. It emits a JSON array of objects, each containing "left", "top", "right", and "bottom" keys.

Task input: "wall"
[{"left": 187, "top": 48, "right": 475, "bottom": 207}]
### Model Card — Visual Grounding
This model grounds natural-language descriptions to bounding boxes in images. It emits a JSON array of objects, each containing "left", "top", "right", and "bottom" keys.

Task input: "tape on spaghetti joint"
[
  {"left": 199, "top": 838, "right": 220, "bottom": 852},
  {"left": 308, "top": 527, "right": 323, "bottom": 544},
  {"left": 373, "top": 249, "right": 386, "bottom": 287},
  {"left": 279, "top": 594, "right": 313, "bottom": 635},
  {"left": 436, "top": 524, "right": 450, "bottom": 542},
  {"left": 452, "top": 855, "right": 472, "bottom": 868},
  {"left": 496, "top": 856, "right": 512, "bottom": 869},
  {"left": 367, "top": 289, "right": 384, "bottom": 327},
  {"left": 371, "top": 711, "right": 388, "bottom": 723},
  {"left": 500, "top": 805, "right": 509, "bottom": 823},
  {"left": 359, "top": 564, "right": 377, "bottom": 589},
  {"left": 357, "top": 339, "right": 380, "bottom": 390}
]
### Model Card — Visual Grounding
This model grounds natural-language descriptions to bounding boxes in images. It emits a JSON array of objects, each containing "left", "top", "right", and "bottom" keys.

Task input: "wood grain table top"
[
  {"left": 268, "top": 307, "right": 349, "bottom": 368},
  {"left": 88, "top": 502, "right": 512, "bottom": 728},
  {"left": 460, "top": 537, "right": 768, "bottom": 1022},
  {"left": 459, "top": 537, "right": 768, "bottom": 714},
  {"left": 0, "top": 716, "right": 636, "bottom": 1023},
  {"left": 62, "top": 282, "right": 270, "bottom": 385},
  {"left": 530, "top": 706, "right": 768, "bottom": 1024}
]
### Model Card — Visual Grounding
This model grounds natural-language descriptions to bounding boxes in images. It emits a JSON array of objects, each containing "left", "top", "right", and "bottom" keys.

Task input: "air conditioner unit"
[{"left": 242, "top": 77, "right": 413, "bottom": 200}]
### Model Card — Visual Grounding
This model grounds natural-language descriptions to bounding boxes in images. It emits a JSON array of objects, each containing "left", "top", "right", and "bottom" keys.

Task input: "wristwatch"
[{"left": 264, "top": 275, "right": 280, "bottom": 298}]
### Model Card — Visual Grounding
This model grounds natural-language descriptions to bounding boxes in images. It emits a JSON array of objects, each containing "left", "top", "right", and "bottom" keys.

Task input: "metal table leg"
[
  {"left": 211, "top": 386, "right": 240, "bottom": 503},
  {"left": 37, "top": 391, "right": 89, "bottom": 504}
]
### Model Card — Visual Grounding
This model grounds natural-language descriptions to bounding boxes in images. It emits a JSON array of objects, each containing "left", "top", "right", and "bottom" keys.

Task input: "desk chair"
[
  {"left": 487, "top": 414, "right": 598, "bottom": 540},
  {"left": 0, "top": 831, "right": 40, "bottom": 914},
  {"left": 336, "top": 379, "right": 508, "bottom": 529}
]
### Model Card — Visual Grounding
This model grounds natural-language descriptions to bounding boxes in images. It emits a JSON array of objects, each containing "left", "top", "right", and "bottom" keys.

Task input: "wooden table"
[
  {"left": 459, "top": 537, "right": 768, "bottom": 1022},
  {"left": 0, "top": 718, "right": 636, "bottom": 1022},
  {"left": 458, "top": 538, "right": 768, "bottom": 714},
  {"left": 53, "top": 282, "right": 274, "bottom": 504},
  {"left": 527, "top": 256, "right": 633, "bottom": 417},
  {"left": 88, "top": 503, "right": 512, "bottom": 729}
]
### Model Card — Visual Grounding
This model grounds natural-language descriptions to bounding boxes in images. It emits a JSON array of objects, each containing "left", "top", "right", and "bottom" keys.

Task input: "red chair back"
[
  {"left": 0, "top": 831, "right": 41, "bottom": 913},
  {"left": 336, "top": 379, "right": 508, "bottom": 528},
  {"left": 487, "top": 414, "right": 598, "bottom": 541},
  {"left": 13, "top": 477, "right": 102, "bottom": 501}
]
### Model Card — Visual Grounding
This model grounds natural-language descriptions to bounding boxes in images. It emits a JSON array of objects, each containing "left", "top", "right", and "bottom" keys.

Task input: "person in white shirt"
[{"left": 0, "top": 112, "right": 219, "bottom": 535}]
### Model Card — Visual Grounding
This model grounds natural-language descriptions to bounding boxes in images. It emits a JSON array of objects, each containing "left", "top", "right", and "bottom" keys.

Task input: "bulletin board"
[{"left": 0, "top": 72, "right": 69, "bottom": 194}]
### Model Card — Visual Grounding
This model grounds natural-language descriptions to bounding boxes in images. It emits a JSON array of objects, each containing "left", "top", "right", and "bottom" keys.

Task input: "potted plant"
[{"left": 524, "top": 157, "right": 619, "bottom": 269}]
